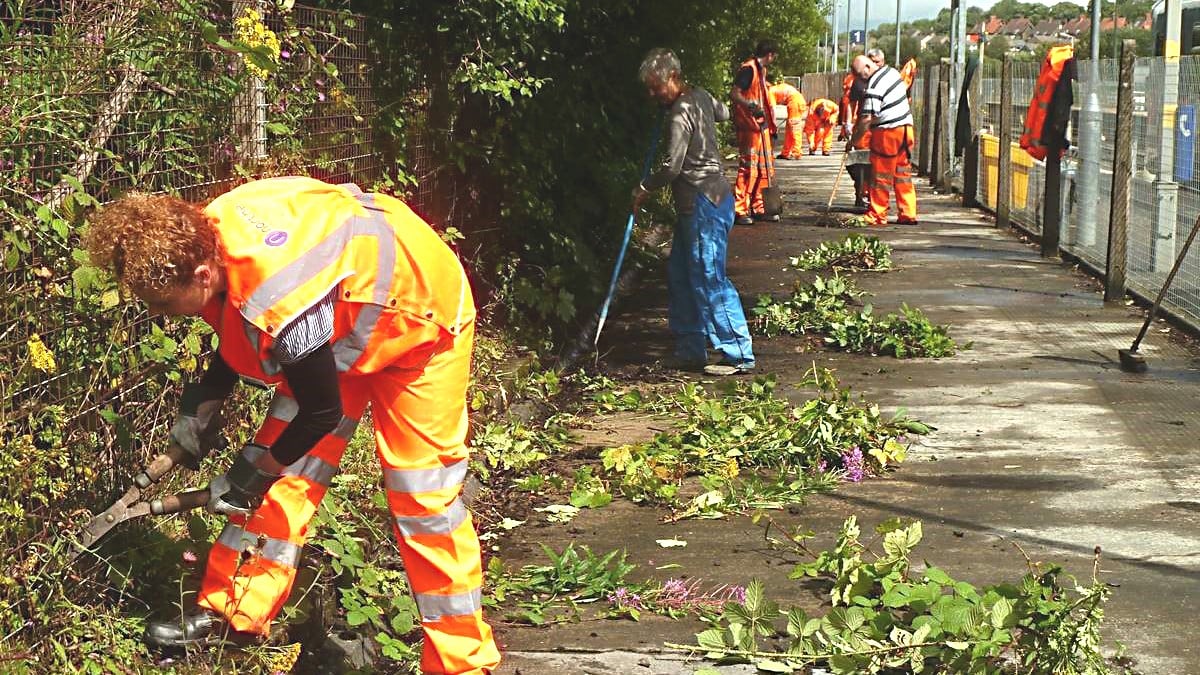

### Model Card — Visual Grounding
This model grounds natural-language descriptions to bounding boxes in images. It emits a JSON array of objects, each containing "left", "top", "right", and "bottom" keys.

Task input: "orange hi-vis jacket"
[
  {"left": 808, "top": 98, "right": 839, "bottom": 124},
  {"left": 1020, "top": 45, "right": 1074, "bottom": 161},
  {"left": 734, "top": 57, "right": 776, "bottom": 135},
  {"left": 768, "top": 82, "right": 806, "bottom": 120},
  {"left": 200, "top": 176, "right": 473, "bottom": 384}
]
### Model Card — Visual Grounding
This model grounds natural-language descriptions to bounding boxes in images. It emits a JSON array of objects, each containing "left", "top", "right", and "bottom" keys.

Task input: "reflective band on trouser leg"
[
  {"left": 869, "top": 151, "right": 898, "bottom": 225},
  {"left": 198, "top": 385, "right": 369, "bottom": 635},
  {"left": 734, "top": 128, "right": 763, "bottom": 217},
  {"left": 368, "top": 321, "right": 499, "bottom": 674},
  {"left": 895, "top": 157, "right": 917, "bottom": 221}
]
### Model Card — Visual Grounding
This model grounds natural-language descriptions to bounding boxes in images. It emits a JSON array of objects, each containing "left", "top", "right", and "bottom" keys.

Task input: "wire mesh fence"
[
  {"left": 0, "top": 1, "right": 419, "bottom": 504},
  {"left": 958, "top": 54, "right": 1200, "bottom": 332}
]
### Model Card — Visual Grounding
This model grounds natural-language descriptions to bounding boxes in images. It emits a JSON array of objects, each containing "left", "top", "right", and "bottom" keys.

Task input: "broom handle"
[{"left": 1131, "top": 212, "right": 1200, "bottom": 352}]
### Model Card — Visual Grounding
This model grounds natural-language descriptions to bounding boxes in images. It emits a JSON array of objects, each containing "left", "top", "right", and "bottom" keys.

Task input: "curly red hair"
[{"left": 84, "top": 193, "right": 219, "bottom": 295}]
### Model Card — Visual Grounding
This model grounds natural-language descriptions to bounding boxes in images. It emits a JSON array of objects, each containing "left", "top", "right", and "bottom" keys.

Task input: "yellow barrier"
[{"left": 978, "top": 133, "right": 1033, "bottom": 211}]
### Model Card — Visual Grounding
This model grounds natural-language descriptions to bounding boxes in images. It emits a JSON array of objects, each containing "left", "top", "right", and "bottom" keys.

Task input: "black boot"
[{"left": 145, "top": 609, "right": 227, "bottom": 647}]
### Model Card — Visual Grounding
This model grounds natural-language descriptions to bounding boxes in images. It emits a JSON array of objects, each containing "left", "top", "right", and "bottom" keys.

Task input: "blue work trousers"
[{"left": 668, "top": 192, "right": 755, "bottom": 367}]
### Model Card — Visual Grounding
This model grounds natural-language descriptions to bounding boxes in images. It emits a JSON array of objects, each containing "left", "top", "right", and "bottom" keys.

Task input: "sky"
[{"left": 831, "top": 0, "right": 1089, "bottom": 28}]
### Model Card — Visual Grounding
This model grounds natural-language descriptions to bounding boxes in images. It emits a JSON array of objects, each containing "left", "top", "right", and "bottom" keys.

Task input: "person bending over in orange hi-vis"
[
  {"left": 730, "top": 39, "right": 779, "bottom": 225},
  {"left": 848, "top": 55, "right": 918, "bottom": 226},
  {"left": 804, "top": 98, "right": 839, "bottom": 155},
  {"left": 84, "top": 177, "right": 501, "bottom": 675},
  {"left": 768, "top": 81, "right": 806, "bottom": 160}
]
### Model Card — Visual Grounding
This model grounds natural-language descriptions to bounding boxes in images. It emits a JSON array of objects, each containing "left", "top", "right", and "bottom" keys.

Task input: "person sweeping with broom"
[{"left": 631, "top": 48, "right": 755, "bottom": 376}]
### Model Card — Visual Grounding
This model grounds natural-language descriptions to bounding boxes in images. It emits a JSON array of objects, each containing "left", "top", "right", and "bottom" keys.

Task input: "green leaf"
[
  {"left": 754, "top": 659, "right": 794, "bottom": 672},
  {"left": 346, "top": 609, "right": 368, "bottom": 626}
]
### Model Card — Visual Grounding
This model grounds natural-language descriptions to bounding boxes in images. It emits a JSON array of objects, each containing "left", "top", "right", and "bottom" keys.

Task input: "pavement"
[{"left": 492, "top": 153, "right": 1200, "bottom": 675}]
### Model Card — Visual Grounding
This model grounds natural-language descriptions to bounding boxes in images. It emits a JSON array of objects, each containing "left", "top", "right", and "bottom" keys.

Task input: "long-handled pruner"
[{"left": 70, "top": 443, "right": 211, "bottom": 562}]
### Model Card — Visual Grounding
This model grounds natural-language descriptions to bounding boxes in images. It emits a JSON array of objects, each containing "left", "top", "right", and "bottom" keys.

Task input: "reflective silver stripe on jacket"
[
  {"left": 244, "top": 318, "right": 281, "bottom": 376},
  {"left": 414, "top": 588, "right": 483, "bottom": 621},
  {"left": 239, "top": 194, "right": 397, "bottom": 373},
  {"left": 216, "top": 523, "right": 302, "bottom": 568},
  {"left": 394, "top": 498, "right": 469, "bottom": 537},
  {"left": 383, "top": 460, "right": 469, "bottom": 494}
]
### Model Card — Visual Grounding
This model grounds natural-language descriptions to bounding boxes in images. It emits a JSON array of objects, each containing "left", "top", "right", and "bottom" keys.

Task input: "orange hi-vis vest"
[
  {"left": 1020, "top": 45, "right": 1074, "bottom": 161},
  {"left": 734, "top": 57, "right": 775, "bottom": 134},
  {"left": 899, "top": 58, "right": 918, "bottom": 90},
  {"left": 200, "top": 177, "right": 473, "bottom": 385},
  {"left": 768, "top": 82, "right": 806, "bottom": 119},
  {"left": 810, "top": 98, "right": 838, "bottom": 122},
  {"left": 841, "top": 72, "right": 857, "bottom": 120}
]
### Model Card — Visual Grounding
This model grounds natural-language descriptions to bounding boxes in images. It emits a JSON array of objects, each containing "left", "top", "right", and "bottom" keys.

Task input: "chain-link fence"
[
  {"left": 964, "top": 54, "right": 1200, "bottom": 331},
  {"left": 0, "top": 1, "right": 433, "bottom": 506}
]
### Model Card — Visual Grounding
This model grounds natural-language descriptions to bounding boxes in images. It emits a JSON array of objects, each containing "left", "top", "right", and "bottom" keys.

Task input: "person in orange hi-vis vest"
[
  {"left": 84, "top": 176, "right": 501, "bottom": 675},
  {"left": 840, "top": 71, "right": 872, "bottom": 210},
  {"left": 899, "top": 57, "right": 919, "bottom": 94},
  {"left": 848, "top": 55, "right": 918, "bottom": 226},
  {"left": 804, "top": 98, "right": 839, "bottom": 155},
  {"left": 768, "top": 81, "right": 807, "bottom": 160},
  {"left": 731, "top": 39, "right": 779, "bottom": 225}
]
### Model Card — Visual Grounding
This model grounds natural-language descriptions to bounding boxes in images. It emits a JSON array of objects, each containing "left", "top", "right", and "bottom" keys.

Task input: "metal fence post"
[
  {"left": 962, "top": 57, "right": 983, "bottom": 207},
  {"left": 233, "top": 0, "right": 268, "bottom": 162},
  {"left": 919, "top": 65, "right": 935, "bottom": 176},
  {"left": 996, "top": 56, "right": 1013, "bottom": 229},
  {"left": 1042, "top": 147, "right": 1063, "bottom": 257},
  {"left": 936, "top": 63, "right": 952, "bottom": 190},
  {"left": 1105, "top": 40, "right": 1137, "bottom": 302},
  {"left": 1153, "top": 0, "right": 1182, "bottom": 272}
]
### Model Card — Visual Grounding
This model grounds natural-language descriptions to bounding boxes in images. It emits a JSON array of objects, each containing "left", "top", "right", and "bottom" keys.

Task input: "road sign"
[
  {"left": 1176, "top": 104, "right": 1194, "bottom": 182},
  {"left": 850, "top": 29, "right": 864, "bottom": 45}
]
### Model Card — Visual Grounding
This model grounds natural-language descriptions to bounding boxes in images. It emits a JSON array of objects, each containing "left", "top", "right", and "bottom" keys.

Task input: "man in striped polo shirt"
[{"left": 847, "top": 54, "right": 918, "bottom": 226}]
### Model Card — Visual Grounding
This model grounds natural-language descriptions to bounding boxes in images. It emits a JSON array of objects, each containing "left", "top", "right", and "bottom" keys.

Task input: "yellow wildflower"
[
  {"left": 27, "top": 334, "right": 57, "bottom": 374},
  {"left": 266, "top": 642, "right": 302, "bottom": 672},
  {"left": 723, "top": 458, "right": 740, "bottom": 479},
  {"left": 232, "top": 8, "right": 281, "bottom": 79}
]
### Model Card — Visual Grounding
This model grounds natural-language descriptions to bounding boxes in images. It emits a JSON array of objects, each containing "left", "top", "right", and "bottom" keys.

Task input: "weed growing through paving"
[
  {"left": 674, "top": 516, "right": 1117, "bottom": 675},
  {"left": 791, "top": 234, "right": 893, "bottom": 272},
  {"left": 599, "top": 367, "right": 930, "bottom": 519}
]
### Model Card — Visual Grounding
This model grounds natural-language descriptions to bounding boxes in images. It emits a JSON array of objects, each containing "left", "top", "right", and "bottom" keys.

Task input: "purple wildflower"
[
  {"left": 280, "top": 49, "right": 291, "bottom": 60},
  {"left": 728, "top": 585, "right": 747, "bottom": 604},
  {"left": 607, "top": 587, "right": 642, "bottom": 609},
  {"left": 816, "top": 459, "right": 828, "bottom": 472},
  {"left": 841, "top": 446, "right": 865, "bottom": 483},
  {"left": 317, "top": 91, "right": 326, "bottom": 102}
]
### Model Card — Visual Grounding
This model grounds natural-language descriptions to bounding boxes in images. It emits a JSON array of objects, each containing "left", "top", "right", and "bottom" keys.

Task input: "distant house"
[
  {"left": 1062, "top": 17, "right": 1089, "bottom": 36},
  {"left": 918, "top": 33, "right": 950, "bottom": 51},
  {"left": 1001, "top": 17, "right": 1034, "bottom": 39},
  {"left": 1033, "top": 19, "right": 1061, "bottom": 36},
  {"left": 973, "top": 15, "right": 1005, "bottom": 36}
]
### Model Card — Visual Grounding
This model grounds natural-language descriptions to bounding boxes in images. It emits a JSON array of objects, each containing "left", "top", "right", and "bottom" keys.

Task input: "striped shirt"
[{"left": 860, "top": 66, "right": 913, "bottom": 129}]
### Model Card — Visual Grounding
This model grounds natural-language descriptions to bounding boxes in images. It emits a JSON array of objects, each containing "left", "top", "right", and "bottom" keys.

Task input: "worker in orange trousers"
[
  {"left": 768, "top": 81, "right": 806, "bottom": 160},
  {"left": 805, "top": 98, "right": 839, "bottom": 156},
  {"left": 848, "top": 55, "right": 917, "bottom": 226},
  {"left": 730, "top": 40, "right": 779, "bottom": 224},
  {"left": 85, "top": 177, "right": 501, "bottom": 675}
]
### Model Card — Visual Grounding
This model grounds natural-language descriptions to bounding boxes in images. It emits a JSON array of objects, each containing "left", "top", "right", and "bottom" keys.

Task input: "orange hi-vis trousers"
[
  {"left": 805, "top": 114, "right": 837, "bottom": 153},
  {"left": 868, "top": 125, "right": 918, "bottom": 225},
  {"left": 734, "top": 127, "right": 775, "bottom": 217},
  {"left": 198, "top": 321, "right": 500, "bottom": 675},
  {"left": 779, "top": 119, "right": 804, "bottom": 159}
]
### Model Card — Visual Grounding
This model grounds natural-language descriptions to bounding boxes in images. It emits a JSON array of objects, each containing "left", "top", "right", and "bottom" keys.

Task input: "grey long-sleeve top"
[{"left": 640, "top": 87, "right": 733, "bottom": 214}]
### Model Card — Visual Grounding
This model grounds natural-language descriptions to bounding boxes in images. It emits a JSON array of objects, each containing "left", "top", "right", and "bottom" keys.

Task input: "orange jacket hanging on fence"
[
  {"left": 769, "top": 82, "right": 807, "bottom": 159},
  {"left": 196, "top": 176, "right": 499, "bottom": 675},
  {"left": 733, "top": 57, "right": 776, "bottom": 216},
  {"left": 805, "top": 98, "right": 839, "bottom": 153},
  {"left": 1019, "top": 45, "right": 1074, "bottom": 161}
]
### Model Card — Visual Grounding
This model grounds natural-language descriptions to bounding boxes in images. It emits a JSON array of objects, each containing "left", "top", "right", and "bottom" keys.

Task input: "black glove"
[
  {"left": 749, "top": 102, "right": 765, "bottom": 120},
  {"left": 207, "top": 445, "right": 280, "bottom": 517},
  {"left": 169, "top": 383, "right": 227, "bottom": 469}
]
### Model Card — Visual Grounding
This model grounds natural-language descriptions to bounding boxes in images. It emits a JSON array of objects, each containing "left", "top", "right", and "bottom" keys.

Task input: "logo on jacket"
[{"left": 264, "top": 230, "right": 289, "bottom": 247}]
